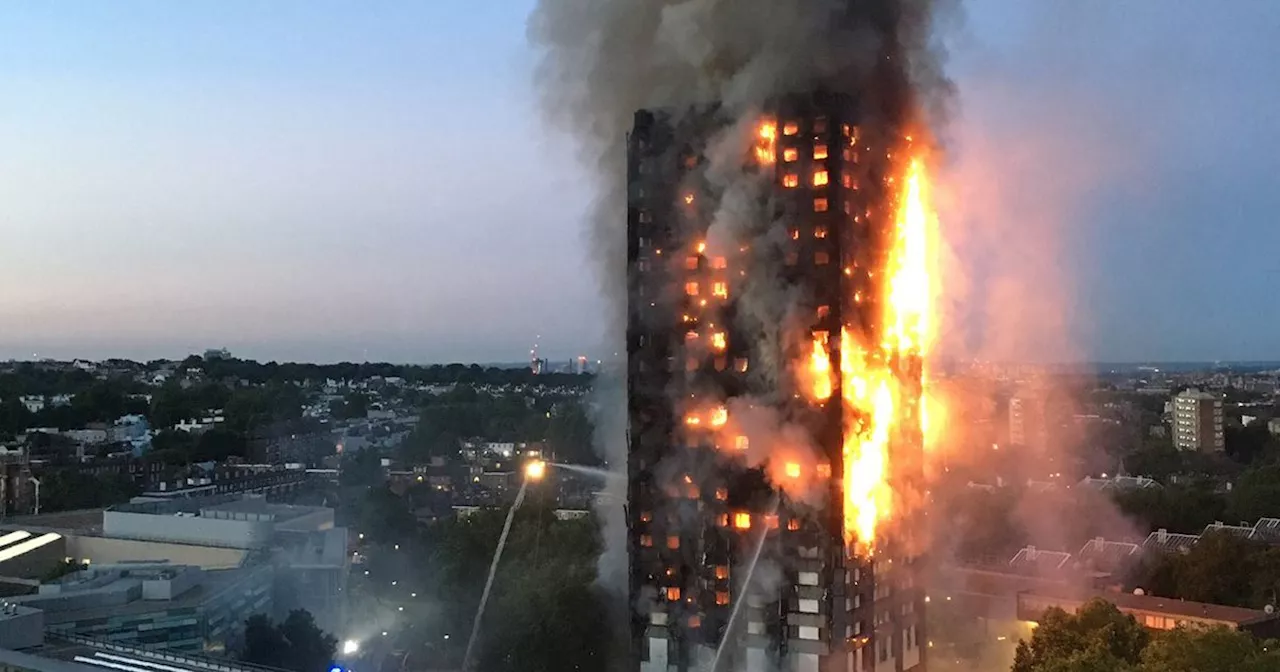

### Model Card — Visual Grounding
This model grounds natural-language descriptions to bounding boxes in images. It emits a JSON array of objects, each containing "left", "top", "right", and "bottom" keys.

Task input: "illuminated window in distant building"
[
  {"left": 640, "top": 534, "right": 653, "bottom": 547},
  {"left": 685, "top": 282, "right": 699, "bottom": 296},
  {"left": 716, "top": 592, "right": 730, "bottom": 606}
]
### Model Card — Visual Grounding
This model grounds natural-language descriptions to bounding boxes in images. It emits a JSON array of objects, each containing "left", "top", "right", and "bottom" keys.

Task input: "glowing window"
[
  {"left": 711, "top": 256, "right": 727, "bottom": 269},
  {"left": 716, "top": 592, "right": 730, "bottom": 606},
  {"left": 816, "top": 305, "right": 830, "bottom": 319},
  {"left": 667, "top": 535, "right": 680, "bottom": 550},
  {"left": 734, "top": 513, "right": 751, "bottom": 529},
  {"left": 640, "top": 534, "right": 653, "bottom": 547},
  {"left": 814, "top": 198, "right": 829, "bottom": 212},
  {"left": 783, "top": 174, "right": 799, "bottom": 188},
  {"left": 765, "top": 515, "right": 779, "bottom": 529},
  {"left": 715, "top": 487, "right": 728, "bottom": 501},
  {"left": 684, "top": 155, "right": 698, "bottom": 168},
  {"left": 816, "top": 463, "right": 832, "bottom": 478},
  {"left": 814, "top": 144, "right": 829, "bottom": 160},
  {"left": 715, "top": 566, "right": 729, "bottom": 580},
  {"left": 813, "top": 170, "right": 829, "bottom": 187},
  {"left": 711, "top": 333, "right": 727, "bottom": 351},
  {"left": 788, "top": 519, "right": 801, "bottom": 531},
  {"left": 735, "top": 359, "right": 749, "bottom": 373},
  {"left": 814, "top": 226, "right": 828, "bottom": 239},
  {"left": 789, "top": 227, "right": 800, "bottom": 240},
  {"left": 842, "top": 173, "right": 853, "bottom": 188},
  {"left": 640, "top": 511, "right": 652, "bottom": 522},
  {"left": 783, "top": 147, "right": 799, "bottom": 162},
  {"left": 783, "top": 121, "right": 799, "bottom": 136},
  {"left": 717, "top": 513, "right": 729, "bottom": 527},
  {"left": 712, "top": 282, "right": 728, "bottom": 298},
  {"left": 815, "top": 251, "right": 830, "bottom": 265},
  {"left": 685, "top": 282, "right": 699, "bottom": 296},
  {"left": 688, "top": 615, "right": 701, "bottom": 628},
  {"left": 685, "top": 331, "right": 699, "bottom": 342},
  {"left": 685, "top": 256, "right": 699, "bottom": 270},
  {"left": 667, "top": 587, "right": 681, "bottom": 601}
]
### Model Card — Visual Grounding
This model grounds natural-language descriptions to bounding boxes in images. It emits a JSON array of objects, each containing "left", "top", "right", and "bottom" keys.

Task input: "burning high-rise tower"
[
  {"left": 529, "top": 1, "right": 948, "bottom": 670},
  {"left": 625, "top": 93, "right": 932, "bottom": 671}
]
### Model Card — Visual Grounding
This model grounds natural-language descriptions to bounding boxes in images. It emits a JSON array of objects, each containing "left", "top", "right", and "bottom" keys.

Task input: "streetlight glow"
[{"left": 525, "top": 460, "right": 547, "bottom": 481}]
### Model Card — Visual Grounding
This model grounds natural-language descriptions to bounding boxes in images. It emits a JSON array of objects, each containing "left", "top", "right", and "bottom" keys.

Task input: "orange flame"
[
  {"left": 808, "top": 331, "right": 834, "bottom": 402},
  {"left": 755, "top": 122, "right": 777, "bottom": 165},
  {"left": 840, "top": 140, "right": 937, "bottom": 554}
]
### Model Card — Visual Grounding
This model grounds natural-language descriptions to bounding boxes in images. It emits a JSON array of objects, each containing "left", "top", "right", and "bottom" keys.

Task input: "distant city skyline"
[{"left": 1, "top": 1, "right": 1277, "bottom": 364}]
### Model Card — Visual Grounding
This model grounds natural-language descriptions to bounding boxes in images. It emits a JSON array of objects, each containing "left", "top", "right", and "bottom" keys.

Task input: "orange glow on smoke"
[{"left": 839, "top": 140, "right": 937, "bottom": 555}]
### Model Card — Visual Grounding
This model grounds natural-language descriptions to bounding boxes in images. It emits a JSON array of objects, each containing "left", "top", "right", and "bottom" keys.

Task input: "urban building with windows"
[{"left": 1171, "top": 388, "right": 1224, "bottom": 452}]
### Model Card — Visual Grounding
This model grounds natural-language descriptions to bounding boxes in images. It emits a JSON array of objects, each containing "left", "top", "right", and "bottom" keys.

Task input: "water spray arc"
[{"left": 460, "top": 461, "right": 545, "bottom": 671}]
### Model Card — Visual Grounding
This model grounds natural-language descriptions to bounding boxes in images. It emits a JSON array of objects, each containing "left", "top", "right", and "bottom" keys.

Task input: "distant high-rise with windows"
[{"left": 1171, "top": 388, "right": 1224, "bottom": 452}]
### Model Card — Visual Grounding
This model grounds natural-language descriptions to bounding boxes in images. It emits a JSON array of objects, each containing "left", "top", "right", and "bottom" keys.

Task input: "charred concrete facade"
[{"left": 626, "top": 94, "right": 925, "bottom": 672}]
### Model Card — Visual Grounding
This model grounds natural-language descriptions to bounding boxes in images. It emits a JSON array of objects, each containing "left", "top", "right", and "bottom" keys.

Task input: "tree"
[
  {"left": 279, "top": 610, "right": 337, "bottom": 672},
  {"left": 358, "top": 486, "right": 417, "bottom": 544},
  {"left": 1139, "top": 627, "right": 1280, "bottom": 672},
  {"left": 1227, "top": 465, "right": 1280, "bottom": 523},
  {"left": 240, "top": 610, "right": 336, "bottom": 672},
  {"left": 242, "top": 614, "right": 286, "bottom": 669},
  {"left": 1012, "top": 600, "right": 1148, "bottom": 672},
  {"left": 546, "top": 403, "right": 598, "bottom": 466}
]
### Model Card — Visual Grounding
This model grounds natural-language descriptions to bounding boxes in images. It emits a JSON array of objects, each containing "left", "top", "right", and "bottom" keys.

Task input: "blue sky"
[{"left": 0, "top": 1, "right": 1276, "bottom": 363}]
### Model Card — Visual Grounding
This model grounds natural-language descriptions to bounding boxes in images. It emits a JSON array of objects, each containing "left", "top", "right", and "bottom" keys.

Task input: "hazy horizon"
[{"left": 2, "top": 1, "right": 1277, "bottom": 364}]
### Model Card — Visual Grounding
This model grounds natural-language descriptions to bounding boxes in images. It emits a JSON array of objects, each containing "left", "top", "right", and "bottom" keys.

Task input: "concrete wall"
[
  {"left": 0, "top": 607, "right": 44, "bottom": 650},
  {"left": 65, "top": 536, "right": 248, "bottom": 570},
  {"left": 103, "top": 511, "right": 273, "bottom": 549},
  {"left": 142, "top": 567, "right": 203, "bottom": 600}
]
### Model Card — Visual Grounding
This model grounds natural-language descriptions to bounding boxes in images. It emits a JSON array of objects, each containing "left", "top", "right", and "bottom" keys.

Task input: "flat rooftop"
[
  {"left": 38, "top": 566, "right": 267, "bottom": 625},
  {"left": 111, "top": 495, "right": 325, "bottom": 523},
  {"left": 5, "top": 509, "right": 104, "bottom": 535}
]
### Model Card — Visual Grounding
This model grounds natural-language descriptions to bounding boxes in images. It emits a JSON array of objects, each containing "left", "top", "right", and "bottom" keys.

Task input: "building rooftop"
[
  {"left": 1019, "top": 586, "right": 1276, "bottom": 629},
  {"left": 1201, "top": 521, "right": 1258, "bottom": 540},
  {"left": 1142, "top": 529, "right": 1201, "bottom": 555},
  {"left": 1075, "top": 538, "right": 1143, "bottom": 574},
  {"left": 1008, "top": 546, "right": 1072, "bottom": 575}
]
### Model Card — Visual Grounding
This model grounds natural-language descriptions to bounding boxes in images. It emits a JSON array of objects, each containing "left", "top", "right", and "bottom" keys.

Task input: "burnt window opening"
[
  {"left": 667, "top": 535, "right": 680, "bottom": 550},
  {"left": 813, "top": 170, "right": 829, "bottom": 187},
  {"left": 711, "top": 256, "right": 727, "bottom": 269},
  {"left": 783, "top": 147, "right": 799, "bottom": 162},
  {"left": 783, "top": 174, "right": 799, "bottom": 188},
  {"left": 815, "top": 251, "right": 830, "bottom": 266},
  {"left": 814, "top": 226, "right": 828, "bottom": 239},
  {"left": 814, "top": 144, "right": 829, "bottom": 160},
  {"left": 813, "top": 117, "right": 828, "bottom": 133},
  {"left": 783, "top": 121, "right": 799, "bottom": 136},
  {"left": 814, "top": 198, "right": 829, "bottom": 213},
  {"left": 685, "top": 256, "right": 699, "bottom": 270},
  {"left": 817, "top": 304, "right": 830, "bottom": 319}
]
